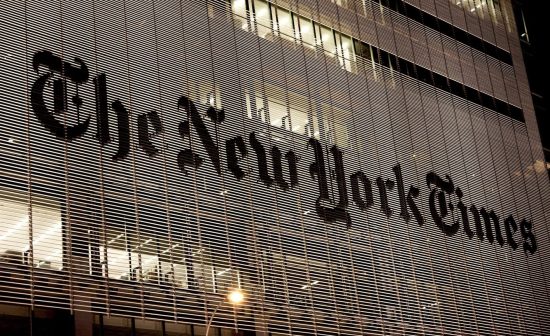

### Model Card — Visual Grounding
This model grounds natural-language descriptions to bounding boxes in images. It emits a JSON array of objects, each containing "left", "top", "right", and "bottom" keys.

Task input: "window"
[
  {"left": 515, "top": 7, "right": 529, "bottom": 43},
  {"left": 191, "top": 248, "right": 241, "bottom": 294},
  {"left": 230, "top": 0, "right": 358, "bottom": 73},
  {"left": 454, "top": 0, "right": 505, "bottom": 24},
  {"left": 321, "top": 104, "right": 350, "bottom": 148},
  {"left": 188, "top": 81, "right": 222, "bottom": 110},
  {"left": 0, "top": 188, "right": 62, "bottom": 271},
  {"left": 336, "top": 33, "right": 355, "bottom": 71},
  {"left": 253, "top": 0, "right": 271, "bottom": 38},
  {"left": 297, "top": 16, "right": 315, "bottom": 49},
  {"left": 214, "top": 265, "right": 241, "bottom": 293},
  {"left": 316, "top": 23, "right": 337, "bottom": 59},
  {"left": 268, "top": 252, "right": 334, "bottom": 311},
  {"left": 100, "top": 231, "right": 188, "bottom": 288},
  {"left": 289, "top": 106, "right": 310, "bottom": 135},
  {"left": 100, "top": 233, "right": 128, "bottom": 280},
  {"left": 265, "top": 99, "right": 289, "bottom": 130},
  {"left": 247, "top": 83, "right": 319, "bottom": 139},
  {"left": 275, "top": 7, "right": 294, "bottom": 42},
  {"left": 231, "top": 0, "right": 249, "bottom": 30},
  {"left": 331, "top": 0, "right": 350, "bottom": 9},
  {"left": 99, "top": 237, "right": 239, "bottom": 293}
]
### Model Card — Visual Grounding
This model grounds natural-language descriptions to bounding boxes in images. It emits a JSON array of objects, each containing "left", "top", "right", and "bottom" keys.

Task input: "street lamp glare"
[
  {"left": 205, "top": 289, "right": 245, "bottom": 336},
  {"left": 227, "top": 289, "right": 245, "bottom": 304}
]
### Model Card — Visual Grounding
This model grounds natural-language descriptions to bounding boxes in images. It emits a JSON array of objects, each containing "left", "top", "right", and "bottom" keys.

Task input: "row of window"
[
  {"left": 454, "top": 0, "right": 512, "bottom": 29},
  {"left": 228, "top": 0, "right": 524, "bottom": 122},
  {"left": 0, "top": 189, "right": 343, "bottom": 311},
  {"left": 237, "top": 0, "right": 514, "bottom": 65},
  {"left": 374, "top": 0, "right": 513, "bottom": 64},
  {"left": 329, "top": 0, "right": 508, "bottom": 26},
  {"left": 0, "top": 189, "right": 240, "bottom": 294},
  {"left": 353, "top": 38, "right": 524, "bottom": 121},
  {"left": 97, "top": 233, "right": 241, "bottom": 294},
  {"left": 244, "top": 82, "right": 351, "bottom": 147},
  {"left": 232, "top": 0, "right": 355, "bottom": 71}
]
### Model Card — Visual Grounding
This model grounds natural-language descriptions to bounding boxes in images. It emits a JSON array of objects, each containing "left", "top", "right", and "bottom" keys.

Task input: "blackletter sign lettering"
[{"left": 27, "top": 51, "right": 539, "bottom": 255}]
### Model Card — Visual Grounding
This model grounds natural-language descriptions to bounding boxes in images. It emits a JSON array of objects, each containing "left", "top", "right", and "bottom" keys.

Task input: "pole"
[{"left": 205, "top": 297, "right": 225, "bottom": 336}]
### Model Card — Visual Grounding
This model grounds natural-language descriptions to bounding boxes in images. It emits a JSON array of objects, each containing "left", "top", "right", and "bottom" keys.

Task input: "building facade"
[{"left": 0, "top": 0, "right": 549, "bottom": 335}]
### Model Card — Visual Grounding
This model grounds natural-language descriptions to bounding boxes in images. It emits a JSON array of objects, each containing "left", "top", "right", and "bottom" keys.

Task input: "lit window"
[
  {"left": 289, "top": 108, "right": 309, "bottom": 135},
  {"left": 254, "top": 95, "right": 289, "bottom": 130},
  {"left": 276, "top": 7, "right": 294, "bottom": 42},
  {"left": 248, "top": 84, "right": 319, "bottom": 138},
  {"left": 298, "top": 16, "right": 315, "bottom": 49},
  {"left": 167, "top": 246, "right": 188, "bottom": 288},
  {"left": 516, "top": 7, "right": 530, "bottom": 43},
  {"left": 331, "top": 0, "right": 349, "bottom": 8},
  {"left": 231, "top": 0, "right": 249, "bottom": 31},
  {"left": 268, "top": 100, "right": 289, "bottom": 130},
  {"left": 454, "top": 0, "right": 507, "bottom": 23},
  {"left": 187, "top": 81, "right": 222, "bottom": 110},
  {"left": 316, "top": 23, "right": 337, "bottom": 59},
  {"left": 0, "top": 188, "right": 62, "bottom": 271},
  {"left": 245, "top": 88, "right": 253, "bottom": 119},
  {"left": 139, "top": 237, "right": 161, "bottom": 284},
  {"left": 102, "top": 244, "right": 128, "bottom": 279},
  {"left": 214, "top": 266, "right": 241, "bottom": 293},
  {"left": 337, "top": 33, "right": 355, "bottom": 71},
  {"left": 322, "top": 103, "right": 350, "bottom": 148},
  {"left": 253, "top": 0, "right": 271, "bottom": 38},
  {"left": 100, "top": 232, "right": 187, "bottom": 288}
]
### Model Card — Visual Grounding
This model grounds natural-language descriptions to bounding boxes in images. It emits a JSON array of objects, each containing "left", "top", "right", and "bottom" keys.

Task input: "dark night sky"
[
  {"left": 520, "top": 1, "right": 548, "bottom": 95},
  {"left": 518, "top": 0, "right": 550, "bottom": 146}
]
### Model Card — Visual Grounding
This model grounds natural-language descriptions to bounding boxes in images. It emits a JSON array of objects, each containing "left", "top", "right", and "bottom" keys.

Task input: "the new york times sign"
[{"left": 30, "top": 51, "right": 537, "bottom": 254}]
